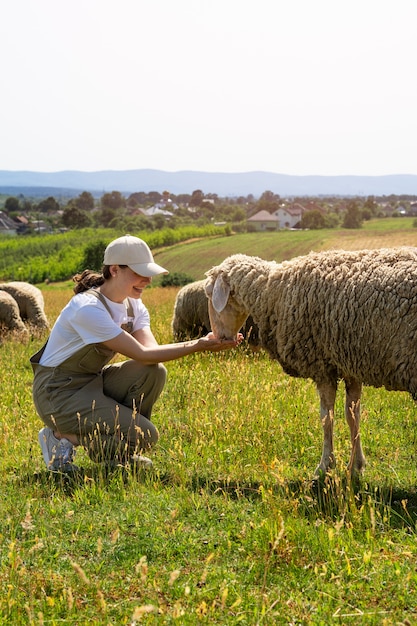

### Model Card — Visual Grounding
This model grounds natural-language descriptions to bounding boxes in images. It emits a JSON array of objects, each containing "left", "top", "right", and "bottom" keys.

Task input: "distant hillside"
[{"left": 0, "top": 169, "right": 417, "bottom": 197}]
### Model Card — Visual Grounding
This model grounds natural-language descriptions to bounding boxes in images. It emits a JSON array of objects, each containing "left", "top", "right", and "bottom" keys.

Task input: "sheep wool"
[
  {"left": 0, "top": 281, "right": 49, "bottom": 329},
  {"left": 172, "top": 280, "right": 211, "bottom": 341},
  {"left": 0, "top": 290, "right": 29, "bottom": 337},
  {"left": 205, "top": 247, "right": 417, "bottom": 476}
]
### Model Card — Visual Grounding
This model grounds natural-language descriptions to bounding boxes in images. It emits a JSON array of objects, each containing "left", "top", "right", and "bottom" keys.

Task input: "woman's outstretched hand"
[{"left": 196, "top": 332, "right": 244, "bottom": 352}]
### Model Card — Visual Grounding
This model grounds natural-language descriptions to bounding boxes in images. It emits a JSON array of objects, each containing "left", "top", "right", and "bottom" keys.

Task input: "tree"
[
  {"left": 190, "top": 189, "right": 204, "bottom": 207},
  {"left": 175, "top": 193, "right": 192, "bottom": 205},
  {"left": 62, "top": 206, "right": 92, "bottom": 228},
  {"left": 95, "top": 207, "right": 117, "bottom": 227},
  {"left": 300, "top": 210, "right": 326, "bottom": 229},
  {"left": 4, "top": 196, "right": 20, "bottom": 213},
  {"left": 364, "top": 195, "right": 377, "bottom": 213},
  {"left": 231, "top": 207, "right": 248, "bottom": 222},
  {"left": 22, "top": 199, "right": 33, "bottom": 212},
  {"left": 152, "top": 214, "right": 167, "bottom": 230},
  {"left": 82, "top": 240, "right": 108, "bottom": 271},
  {"left": 342, "top": 200, "right": 363, "bottom": 229},
  {"left": 37, "top": 196, "right": 60, "bottom": 213},
  {"left": 256, "top": 190, "right": 281, "bottom": 213},
  {"left": 147, "top": 191, "right": 162, "bottom": 204},
  {"left": 75, "top": 191, "right": 95, "bottom": 211},
  {"left": 127, "top": 191, "right": 148, "bottom": 207},
  {"left": 101, "top": 191, "right": 125, "bottom": 210}
]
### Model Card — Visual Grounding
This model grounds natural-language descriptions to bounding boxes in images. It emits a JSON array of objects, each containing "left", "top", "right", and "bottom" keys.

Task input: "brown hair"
[{"left": 72, "top": 266, "right": 128, "bottom": 293}]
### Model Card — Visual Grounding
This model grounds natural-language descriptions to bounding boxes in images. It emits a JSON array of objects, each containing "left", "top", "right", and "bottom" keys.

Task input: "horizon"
[
  {"left": 1, "top": 169, "right": 417, "bottom": 198},
  {"left": 1, "top": 168, "right": 417, "bottom": 178}
]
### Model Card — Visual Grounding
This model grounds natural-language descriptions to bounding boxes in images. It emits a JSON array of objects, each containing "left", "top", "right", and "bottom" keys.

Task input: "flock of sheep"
[{"left": 4, "top": 245, "right": 417, "bottom": 479}]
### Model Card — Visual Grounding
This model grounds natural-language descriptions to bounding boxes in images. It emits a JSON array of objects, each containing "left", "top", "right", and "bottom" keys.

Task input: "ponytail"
[{"left": 72, "top": 269, "right": 106, "bottom": 294}]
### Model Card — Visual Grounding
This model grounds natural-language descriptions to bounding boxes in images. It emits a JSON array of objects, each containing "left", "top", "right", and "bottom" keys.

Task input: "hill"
[
  {"left": 1, "top": 169, "right": 417, "bottom": 197},
  {"left": 153, "top": 220, "right": 417, "bottom": 282}
]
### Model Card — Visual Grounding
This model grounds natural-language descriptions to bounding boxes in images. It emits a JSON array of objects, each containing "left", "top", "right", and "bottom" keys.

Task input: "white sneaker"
[
  {"left": 38, "top": 427, "right": 77, "bottom": 471},
  {"left": 131, "top": 454, "right": 153, "bottom": 469}
]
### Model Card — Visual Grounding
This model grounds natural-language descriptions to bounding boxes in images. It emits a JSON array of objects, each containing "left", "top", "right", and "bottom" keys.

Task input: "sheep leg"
[
  {"left": 315, "top": 382, "right": 337, "bottom": 476},
  {"left": 345, "top": 379, "right": 366, "bottom": 475}
]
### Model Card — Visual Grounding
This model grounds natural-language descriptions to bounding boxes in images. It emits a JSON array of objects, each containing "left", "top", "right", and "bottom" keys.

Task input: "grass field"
[
  {"left": 1, "top": 224, "right": 417, "bottom": 624},
  {"left": 153, "top": 217, "right": 417, "bottom": 284}
]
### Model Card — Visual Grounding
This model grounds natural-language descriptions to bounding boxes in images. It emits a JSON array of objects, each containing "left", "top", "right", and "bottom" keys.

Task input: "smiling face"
[
  {"left": 119, "top": 266, "right": 152, "bottom": 299},
  {"left": 102, "top": 265, "right": 152, "bottom": 302}
]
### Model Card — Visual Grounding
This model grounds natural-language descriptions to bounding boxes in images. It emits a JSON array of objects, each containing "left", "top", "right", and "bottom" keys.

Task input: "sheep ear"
[{"left": 211, "top": 275, "right": 230, "bottom": 313}]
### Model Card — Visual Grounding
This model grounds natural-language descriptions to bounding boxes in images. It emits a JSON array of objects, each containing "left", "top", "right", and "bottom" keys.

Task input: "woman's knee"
[
  {"left": 128, "top": 363, "right": 167, "bottom": 401},
  {"left": 104, "top": 361, "right": 167, "bottom": 400},
  {"left": 138, "top": 362, "right": 167, "bottom": 387}
]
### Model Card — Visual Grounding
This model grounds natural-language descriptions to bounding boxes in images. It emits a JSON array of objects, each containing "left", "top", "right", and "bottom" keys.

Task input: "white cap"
[{"left": 103, "top": 235, "right": 168, "bottom": 277}]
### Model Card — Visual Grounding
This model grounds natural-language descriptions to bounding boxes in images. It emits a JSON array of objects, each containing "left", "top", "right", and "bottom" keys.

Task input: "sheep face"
[{"left": 205, "top": 274, "right": 248, "bottom": 340}]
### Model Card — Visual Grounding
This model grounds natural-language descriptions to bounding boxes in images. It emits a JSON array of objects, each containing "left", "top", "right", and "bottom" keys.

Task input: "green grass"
[{"left": 2, "top": 228, "right": 417, "bottom": 624}]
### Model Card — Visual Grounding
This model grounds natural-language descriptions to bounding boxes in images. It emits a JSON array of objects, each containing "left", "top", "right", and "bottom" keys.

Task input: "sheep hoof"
[
  {"left": 314, "top": 466, "right": 330, "bottom": 483},
  {"left": 314, "top": 453, "right": 336, "bottom": 479}
]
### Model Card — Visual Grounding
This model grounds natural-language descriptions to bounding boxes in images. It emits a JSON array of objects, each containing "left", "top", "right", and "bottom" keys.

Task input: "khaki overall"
[{"left": 30, "top": 290, "right": 166, "bottom": 462}]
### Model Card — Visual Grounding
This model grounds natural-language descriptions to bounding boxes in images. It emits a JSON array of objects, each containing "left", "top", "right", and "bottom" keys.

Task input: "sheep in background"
[
  {"left": 0, "top": 281, "right": 49, "bottom": 329},
  {"left": 172, "top": 280, "right": 211, "bottom": 340},
  {"left": 205, "top": 248, "right": 417, "bottom": 477},
  {"left": 0, "top": 290, "right": 29, "bottom": 338},
  {"left": 172, "top": 279, "right": 259, "bottom": 348}
]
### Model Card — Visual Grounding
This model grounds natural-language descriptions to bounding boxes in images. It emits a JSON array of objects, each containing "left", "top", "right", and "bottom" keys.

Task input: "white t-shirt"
[{"left": 39, "top": 290, "right": 151, "bottom": 367}]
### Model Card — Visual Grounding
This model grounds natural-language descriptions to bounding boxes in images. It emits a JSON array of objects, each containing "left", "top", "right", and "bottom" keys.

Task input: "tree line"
[{"left": 2, "top": 188, "right": 417, "bottom": 234}]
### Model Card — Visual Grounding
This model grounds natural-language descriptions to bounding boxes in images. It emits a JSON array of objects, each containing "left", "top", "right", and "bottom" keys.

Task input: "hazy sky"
[{"left": 1, "top": 0, "right": 416, "bottom": 176}]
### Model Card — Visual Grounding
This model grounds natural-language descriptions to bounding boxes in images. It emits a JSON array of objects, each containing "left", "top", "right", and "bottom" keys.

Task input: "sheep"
[
  {"left": 204, "top": 247, "right": 417, "bottom": 477},
  {"left": 172, "top": 279, "right": 259, "bottom": 347},
  {"left": 0, "top": 290, "right": 29, "bottom": 337},
  {"left": 0, "top": 281, "right": 49, "bottom": 329},
  {"left": 172, "top": 280, "right": 211, "bottom": 340}
]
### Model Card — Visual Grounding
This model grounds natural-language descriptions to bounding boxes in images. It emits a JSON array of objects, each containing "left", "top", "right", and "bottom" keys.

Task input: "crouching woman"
[{"left": 30, "top": 235, "right": 240, "bottom": 471}]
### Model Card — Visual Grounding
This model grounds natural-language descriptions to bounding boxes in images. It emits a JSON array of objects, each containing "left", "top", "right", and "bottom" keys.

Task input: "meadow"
[{"left": 1, "top": 221, "right": 417, "bottom": 624}]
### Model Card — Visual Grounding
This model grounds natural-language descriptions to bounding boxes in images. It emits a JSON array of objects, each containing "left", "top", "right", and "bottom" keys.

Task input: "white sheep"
[
  {"left": 0, "top": 281, "right": 49, "bottom": 329},
  {"left": 204, "top": 248, "right": 417, "bottom": 477},
  {"left": 0, "top": 290, "right": 29, "bottom": 337},
  {"left": 172, "top": 279, "right": 259, "bottom": 347}
]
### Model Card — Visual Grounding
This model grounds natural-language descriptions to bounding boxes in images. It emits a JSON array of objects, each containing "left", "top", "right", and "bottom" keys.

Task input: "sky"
[{"left": 1, "top": 0, "right": 416, "bottom": 177}]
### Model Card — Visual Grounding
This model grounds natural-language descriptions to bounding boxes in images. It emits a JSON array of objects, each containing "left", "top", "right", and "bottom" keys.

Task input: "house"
[
  {"left": 247, "top": 210, "right": 280, "bottom": 231},
  {"left": 29, "top": 218, "right": 51, "bottom": 234},
  {"left": 145, "top": 194, "right": 178, "bottom": 218},
  {"left": 247, "top": 204, "right": 305, "bottom": 231},
  {"left": 144, "top": 205, "right": 174, "bottom": 217},
  {"left": 0, "top": 211, "right": 18, "bottom": 235},
  {"left": 272, "top": 204, "right": 305, "bottom": 228},
  {"left": 14, "top": 215, "right": 30, "bottom": 234}
]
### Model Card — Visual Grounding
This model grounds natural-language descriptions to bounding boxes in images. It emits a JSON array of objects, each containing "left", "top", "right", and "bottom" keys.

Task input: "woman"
[{"left": 31, "top": 234, "right": 240, "bottom": 471}]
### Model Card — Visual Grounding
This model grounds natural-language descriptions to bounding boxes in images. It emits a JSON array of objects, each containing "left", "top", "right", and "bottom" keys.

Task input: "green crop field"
[{"left": 1, "top": 223, "right": 417, "bottom": 624}]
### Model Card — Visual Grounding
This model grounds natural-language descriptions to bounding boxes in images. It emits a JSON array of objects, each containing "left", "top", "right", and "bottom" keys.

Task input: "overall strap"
[
  {"left": 87, "top": 289, "right": 134, "bottom": 334},
  {"left": 29, "top": 340, "right": 49, "bottom": 370}
]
